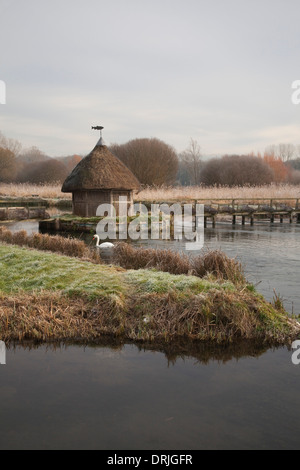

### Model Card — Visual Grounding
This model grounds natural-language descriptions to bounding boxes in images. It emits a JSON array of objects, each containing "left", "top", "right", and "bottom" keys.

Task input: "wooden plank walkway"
[{"left": 195, "top": 197, "right": 300, "bottom": 227}]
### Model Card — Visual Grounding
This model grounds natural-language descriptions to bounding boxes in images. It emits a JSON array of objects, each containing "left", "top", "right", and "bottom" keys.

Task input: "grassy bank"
[{"left": 0, "top": 243, "right": 299, "bottom": 346}]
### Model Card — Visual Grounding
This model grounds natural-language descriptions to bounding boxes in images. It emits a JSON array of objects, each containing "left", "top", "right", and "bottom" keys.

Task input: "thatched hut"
[{"left": 61, "top": 137, "right": 140, "bottom": 217}]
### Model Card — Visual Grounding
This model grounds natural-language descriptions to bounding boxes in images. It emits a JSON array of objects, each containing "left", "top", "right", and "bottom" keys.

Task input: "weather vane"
[{"left": 92, "top": 125, "right": 104, "bottom": 139}]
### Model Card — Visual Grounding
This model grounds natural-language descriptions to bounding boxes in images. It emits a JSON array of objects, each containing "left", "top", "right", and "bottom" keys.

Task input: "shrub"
[
  {"left": 200, "top": 155, "right": 274, "bottom": 186},
  {"left": 19, "top": 159, "right": 69, "bottom": 184},
  {"left": 110, "top": 138, "right": 179, "bottom": 186}
]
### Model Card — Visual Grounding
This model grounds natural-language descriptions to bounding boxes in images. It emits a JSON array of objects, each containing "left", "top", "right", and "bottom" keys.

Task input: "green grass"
[
  {"left": 0, "top": 244, "right": 125, "bottom": 298},
  {"left": 0, "top": 243, "right": 238, "bottom": 299},
  {"left": 123, "top": 269, "right": 236, "bottom": 295}
]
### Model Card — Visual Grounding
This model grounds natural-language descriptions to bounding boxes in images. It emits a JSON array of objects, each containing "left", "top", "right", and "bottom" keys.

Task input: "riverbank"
[{"left": 0, "top": 243, "right": 299, "bottom": 346}]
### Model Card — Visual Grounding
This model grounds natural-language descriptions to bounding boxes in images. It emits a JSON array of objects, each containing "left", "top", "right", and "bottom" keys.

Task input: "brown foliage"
[
  {"left": 0, "top": 147, "right": 17, "bottom": 182},
  {"left": 263, "top": 153, "right": 288, "bottom": 183},
  {"left": 113, "top": 242, "right": 246, "bottom": 284},
  {"left": 200, "top": 154, "right": 274, "bottom": 186},
  {"left": 19, "top": 158, "right": 69, "bottom": 184},
  {"left": 110, "top": 138, "right": 178, "bottom": 186},
  {"left": 0, "top": 227, "right": 101, "bottom": 263},
  {"left": 113, "top": 242, "right": 191, "bottom": 275}
]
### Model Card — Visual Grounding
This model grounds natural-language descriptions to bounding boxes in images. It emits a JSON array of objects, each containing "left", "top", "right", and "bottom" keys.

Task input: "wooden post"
[
  {"left": 232, "top": 215, "right": 236, "bottom": 225},
  {"left": 212, "top": 216, "right": 216, "bottom": 228},
  {"left": 204, "top": 216, "right": 207, "bottom": 228},
  {"left": 250, "top": 216, "right": 254, "bottom": 226},
  {"left": 280, "top": 215, "right": 283, "bottom": 223},
  {"left": 242, "top": 215, "right": 245, "bottom": 225}
]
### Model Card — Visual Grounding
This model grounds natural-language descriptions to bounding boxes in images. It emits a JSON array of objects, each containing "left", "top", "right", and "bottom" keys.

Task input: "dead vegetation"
[
  {"left": 0, "top": 227, "right": 101, "bottom": 264},
  {"left": 0, "top": 227, "right": 245, "bottom": 284},
  {"left": 0, "top": 241, "right": 299, "bottom": 345},
  {"left": 138, "top": 183, "right": 300, "bottom": 202},
  {"left": 1, "top": 182, "right": 299, "bottom": 201},
  {"left": 112, "top": 242, "right": 246, "bottom": 285},
  {"left": 0, "top": 284, "right": 299, "bottom": 346}
]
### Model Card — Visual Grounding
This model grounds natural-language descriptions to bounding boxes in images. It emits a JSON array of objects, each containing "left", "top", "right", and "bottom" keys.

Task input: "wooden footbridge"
[{"left": 197, "top": 198, "right": 300, "bottom": 227}]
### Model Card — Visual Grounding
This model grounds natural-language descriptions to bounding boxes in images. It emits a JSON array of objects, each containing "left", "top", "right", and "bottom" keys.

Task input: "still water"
[{"left": 0, "top": 220, "right": 300, "bottom": 449}]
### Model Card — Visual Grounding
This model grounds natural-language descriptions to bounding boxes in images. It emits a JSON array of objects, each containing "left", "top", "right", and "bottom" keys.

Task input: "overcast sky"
[{"left": 1, "top": 0, "right": 300, "bottom": 157}]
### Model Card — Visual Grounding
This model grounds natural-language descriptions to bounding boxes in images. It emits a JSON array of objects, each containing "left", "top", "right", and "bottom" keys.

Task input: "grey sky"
[{"left": 1, "top": 0, "right": 300, "bottom": 157}]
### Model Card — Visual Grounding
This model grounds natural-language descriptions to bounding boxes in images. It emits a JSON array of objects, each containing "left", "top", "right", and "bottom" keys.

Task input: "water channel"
[{"left": 0, "top": 219, "right": 299, "bottom": 449}]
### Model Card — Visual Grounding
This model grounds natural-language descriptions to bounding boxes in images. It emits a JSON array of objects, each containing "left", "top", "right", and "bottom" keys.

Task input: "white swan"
[{"left": 92, "top": 235, "right": 114, "bottom": 249}]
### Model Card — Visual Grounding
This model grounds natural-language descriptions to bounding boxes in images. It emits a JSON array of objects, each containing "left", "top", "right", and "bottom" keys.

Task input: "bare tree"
[
  {"left": 0, "top": 131, "right": 22, "bottom": 156},
  {"left": 18, "top": 145, "right": 50, "bottom": 164},
  {"left": 278, "top": 143, "right": 295, "bottom": 162},
  {"left": 265, "top": 143, "right": 295, "bottom": 162},
  {"left": 179, "top": 138, "right": 203, "bottom": 185}
]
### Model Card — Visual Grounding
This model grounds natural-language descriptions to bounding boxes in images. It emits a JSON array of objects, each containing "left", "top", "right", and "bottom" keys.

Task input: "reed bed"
[
  {"left": 1, "top": 182, "right": 300, "bottom": 202},
  {"left": 137, "top": 183, "right": 300, "bottom": 202},
  {"left": 0, "top": 182, "right": 72, "bottom": 199}
]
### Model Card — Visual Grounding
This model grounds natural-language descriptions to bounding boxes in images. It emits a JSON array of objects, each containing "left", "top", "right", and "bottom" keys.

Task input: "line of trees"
[
  {"left": 177, "top": 143, "right": 300, "bottom": 187},
  {"left": 1, "top": 130, "right": 300, "bottom": 187},
  {"left": 0, "top": 131, "right": 82, "bottom": 184}
]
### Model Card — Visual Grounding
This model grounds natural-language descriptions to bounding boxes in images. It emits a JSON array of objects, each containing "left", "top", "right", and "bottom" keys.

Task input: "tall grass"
[
  {"left": 0, "top": 227, "right": 245, "bottom": 284},
  {"left": 113, "top": 242, "right": 246, "bottom": 285},
  {"left": 1, "top": 182, "right": 299, "bottom": 201},
  {"left": 0, "top": 182, "right": 72, "bottom": 199},
  {"left": 137, "top": 183, "right": 300, "bottom": 201},
  {"left": 0, "top": 227, "right": 101, "bottom": 263}
]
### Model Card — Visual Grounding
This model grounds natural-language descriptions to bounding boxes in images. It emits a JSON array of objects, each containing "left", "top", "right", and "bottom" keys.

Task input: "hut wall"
[
  {"left": 72, "top": 190, "right": 134, "bottom": 217},
  {"left": 111, "top": 190, "right": 134, "bottom": 216},
  {"left": 73, "top": 190, "right": 112, "bottom": 217}
]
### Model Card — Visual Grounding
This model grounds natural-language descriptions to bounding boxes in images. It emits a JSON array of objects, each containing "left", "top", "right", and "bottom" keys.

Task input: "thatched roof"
[{"left": 61, "top": 143, "right": 140, "bottom": 192}]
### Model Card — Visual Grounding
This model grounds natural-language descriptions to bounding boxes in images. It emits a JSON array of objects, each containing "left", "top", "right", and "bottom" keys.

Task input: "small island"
[{"left": 0, "top": 229, "right": 299, "bottom": 346}]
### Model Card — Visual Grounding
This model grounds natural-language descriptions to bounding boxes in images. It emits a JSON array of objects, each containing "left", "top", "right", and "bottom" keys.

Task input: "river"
[{"left": 0, "top": 219, "right": 299, "bottom": 449}]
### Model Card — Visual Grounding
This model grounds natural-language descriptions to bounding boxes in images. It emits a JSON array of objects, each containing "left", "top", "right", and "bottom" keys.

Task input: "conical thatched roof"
[{"left": 61, "top": 143, "right": 140, "bottom": 192}]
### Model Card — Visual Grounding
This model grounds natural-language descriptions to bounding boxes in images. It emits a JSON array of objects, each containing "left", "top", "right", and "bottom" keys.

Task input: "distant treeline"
[{"left": 0, "top": 131, "right": 300, "bottom": 187}]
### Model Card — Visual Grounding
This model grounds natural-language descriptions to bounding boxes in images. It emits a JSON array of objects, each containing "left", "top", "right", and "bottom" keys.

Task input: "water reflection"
[
  {"left": 1, "top": 340, "right": 300, "bottom": 450},
  {"left": 5, "top": 337, "right": 277, "bottom": 366},
  {"left": 1, "top": 218, "right": 300, "bottom": 449}
]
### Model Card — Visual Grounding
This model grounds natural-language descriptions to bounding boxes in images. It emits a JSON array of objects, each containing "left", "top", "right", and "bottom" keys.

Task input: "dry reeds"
[
  {"left": 0, "top": 285, "right": 298, "bottom": 346},
  {"left": 1, "top": 182, "right": 299, "bottom": 202},
  {"left": 0, "top": 183, "right": 72, "bottom": 199},
  {"left": 191, "top": 249, "right": 246, "bottom": 285},
  {"left": 112, "top": 242, "right": 191, "bottom": 275},
  {"left": 0, "top": 226, "right": 245, "bottom": 283},
  {"left": 113, "top": 242, "right": 246, "bottom": 284},
  {"left": 137, "top": 183, "right": 300, "bottom": 202},
  {"left": 0, "top": 227, "right": 101, "bottom": 263}
]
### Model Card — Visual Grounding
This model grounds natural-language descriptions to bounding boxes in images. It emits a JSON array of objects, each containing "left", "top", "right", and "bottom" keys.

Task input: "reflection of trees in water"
[
  {"left": 7, "top": 338, "right": 288, "bottom": 367},
  {"left": 135, "top": 338, "right": 285, "bottom": 366}
]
